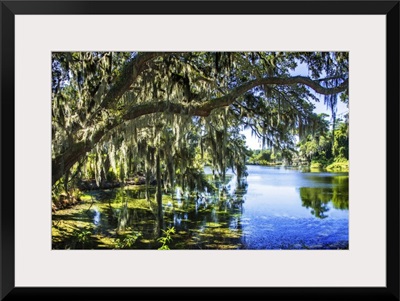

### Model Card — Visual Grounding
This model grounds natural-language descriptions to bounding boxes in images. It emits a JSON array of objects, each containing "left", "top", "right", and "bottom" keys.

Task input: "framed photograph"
[{"left": 2, "top": 0, "right": 399, "bottom": 300}]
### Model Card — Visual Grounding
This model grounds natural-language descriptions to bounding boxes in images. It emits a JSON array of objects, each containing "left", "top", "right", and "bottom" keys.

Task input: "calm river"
[
  {"left": 53, "top": 165, "right": 349, "bottom": 250},
  {"left": 230, "top": 165, "right": 348, "bottom": 249}
]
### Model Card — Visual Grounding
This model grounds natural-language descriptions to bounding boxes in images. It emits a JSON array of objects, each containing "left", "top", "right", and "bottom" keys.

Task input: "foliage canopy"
[{"left": 52, "top": 52, "right": 348, "bottom": 190}]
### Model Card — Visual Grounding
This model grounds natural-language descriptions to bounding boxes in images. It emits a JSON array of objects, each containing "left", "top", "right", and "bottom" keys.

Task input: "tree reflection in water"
[
  {"left": 299, "top": 175, "right": 348, "bottom": 219},
  {"left": 53, "top": 168, "right": 348, "bottom": 249}
]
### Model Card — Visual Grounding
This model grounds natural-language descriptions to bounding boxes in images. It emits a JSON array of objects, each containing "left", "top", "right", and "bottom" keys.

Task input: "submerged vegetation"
[{"left": 52, "top": 52, "right": 349, "bottom": 249}]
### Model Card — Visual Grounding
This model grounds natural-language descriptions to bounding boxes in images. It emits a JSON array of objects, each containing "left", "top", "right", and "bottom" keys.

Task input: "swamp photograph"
[{"left": 52, "top": 52, "right": 349, "bottom": 250}]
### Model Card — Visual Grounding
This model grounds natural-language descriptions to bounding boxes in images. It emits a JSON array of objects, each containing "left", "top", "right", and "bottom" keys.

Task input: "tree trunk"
[
  {"left": 145, "top": 168, "right": 151, "bottom": 203},
  {"left": 155, "top": 148, "right": 163, "bottom": 226}
]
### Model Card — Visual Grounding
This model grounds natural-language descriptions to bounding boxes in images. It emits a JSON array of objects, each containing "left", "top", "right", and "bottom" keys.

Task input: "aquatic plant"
[
  {"left": 158, "top": 226, "right": 175, "bottom": 250},
  {"left": 115, "top": 230, "right": 142, "bottom": 249},
  {"left": 72, "top": 226, "right": 92, "bottom": 248}
]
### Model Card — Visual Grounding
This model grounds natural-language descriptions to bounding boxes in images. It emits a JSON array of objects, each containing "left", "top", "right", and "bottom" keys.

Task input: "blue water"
[
  {"left": 80, "top": 165, "right": 349, "bottom": 250},
  {"left": 213, "top": 165, "right": 349, "bottom": 249}
]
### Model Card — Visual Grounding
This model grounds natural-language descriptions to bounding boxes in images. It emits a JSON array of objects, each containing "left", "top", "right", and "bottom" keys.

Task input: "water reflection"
[
  {"left": 299, "top": 175, "right": 348, "bottom": 218},
  {"left": 53, "top": 166, "right": 349, "bottom": 249},
  {"left": 299, "top": 187, "right": 332, "bottom": 219}
]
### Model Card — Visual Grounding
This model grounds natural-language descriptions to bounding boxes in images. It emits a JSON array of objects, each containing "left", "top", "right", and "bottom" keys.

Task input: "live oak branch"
[{"left": 52, "top": 52, "right": 348, "bottom": 188}]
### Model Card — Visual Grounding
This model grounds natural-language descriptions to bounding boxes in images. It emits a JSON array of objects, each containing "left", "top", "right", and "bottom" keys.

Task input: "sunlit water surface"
[{"left": 53, "top": 165, "right": 348, "bottom": 250}]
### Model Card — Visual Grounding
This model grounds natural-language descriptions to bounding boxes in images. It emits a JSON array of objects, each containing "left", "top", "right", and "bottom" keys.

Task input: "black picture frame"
[{"left": 1, "top": 1, "right": 399, "bottom": 300}]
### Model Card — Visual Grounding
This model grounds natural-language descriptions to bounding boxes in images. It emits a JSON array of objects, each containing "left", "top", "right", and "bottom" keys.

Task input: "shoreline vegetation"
[
  {"left": 247, "top": 150, "right": 349, "bottom": 172},
  {"left": 247, "top": 160, "right": 349, "bottom": 172}
]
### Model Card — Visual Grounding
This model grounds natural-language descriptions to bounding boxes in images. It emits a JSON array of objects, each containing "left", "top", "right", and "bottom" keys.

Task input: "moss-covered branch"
[{"left": 52, "top": 75, "right": 347, "bottom": 185}]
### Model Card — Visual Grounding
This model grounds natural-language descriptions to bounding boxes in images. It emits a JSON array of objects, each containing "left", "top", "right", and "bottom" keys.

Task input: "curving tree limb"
[{"left": 52, "top": 75, "right": 348, "bottom": 185}]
